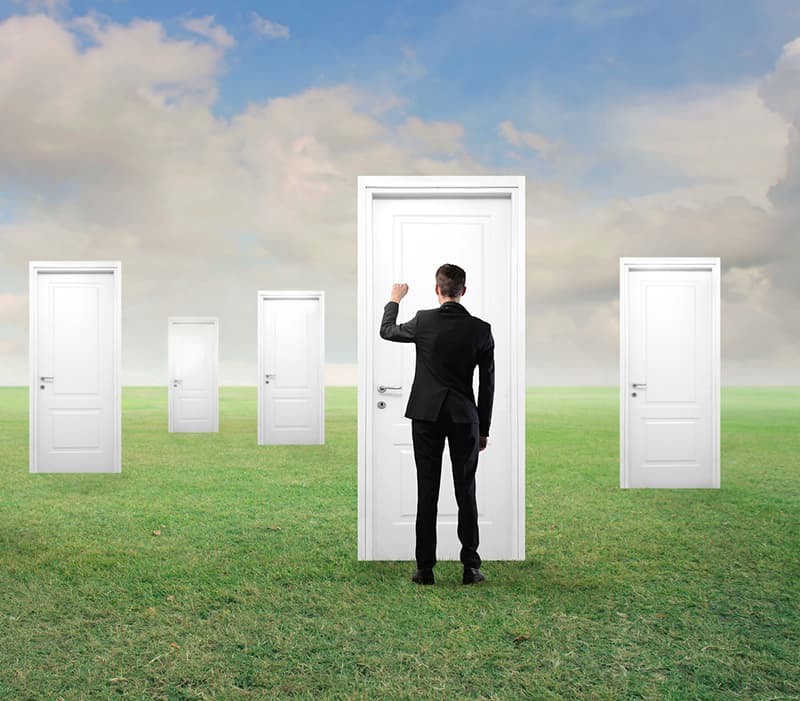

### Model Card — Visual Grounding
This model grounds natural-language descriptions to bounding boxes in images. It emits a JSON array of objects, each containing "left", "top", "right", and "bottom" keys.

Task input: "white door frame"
[
  {"left": 167, "top": 316, "right": 219, "bottom": 433},
  {"left": 29, "top": 260, "right": 122, "bottom": 474},
  {"left": 357, "top": 175, "right": 527, "bottom": 560},
  {"left": 619, "top": 257, "right": 721, "bottom": 488},
  {"left": 257, "top": 290, "right": 326, "bottom": 445}
]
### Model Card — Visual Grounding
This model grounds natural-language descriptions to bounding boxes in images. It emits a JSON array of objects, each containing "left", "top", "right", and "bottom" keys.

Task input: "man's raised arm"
[{"left": 380, "top": 283, "right": 417, "bottom": 342}]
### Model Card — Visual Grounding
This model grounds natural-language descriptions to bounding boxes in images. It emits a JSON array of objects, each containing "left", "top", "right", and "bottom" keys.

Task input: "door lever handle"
[
  {"left": 632, "top": 383, "right": 647, "bottom": 389},
  {"left": 378, "top": 385, "right": 402, "bottom": 393},
  {"left": 40, "top": 376, "right": 54, "bottom": 382},
  {"left": 265, "top": 373, "right": 277, "bottom": 378}
]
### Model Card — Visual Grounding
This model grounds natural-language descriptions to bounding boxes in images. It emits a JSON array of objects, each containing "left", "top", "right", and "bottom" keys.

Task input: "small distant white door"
[
  {"left": 258, "top": 291, "right": 324, "bottom": 445},
  {"left": 357, "top": 176, "right": 526, "bottom": 561},
  {"left": 29, "top": 261, "right": 121, "bottom": 473},
  {"left": 620, "top": 258, "right": 720, "bottom": 488},
  {"left": 168, "top": 317, "right": 219, "bottom": 433}
]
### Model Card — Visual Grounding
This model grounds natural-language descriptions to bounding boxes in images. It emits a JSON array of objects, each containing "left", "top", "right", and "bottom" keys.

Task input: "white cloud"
[
  {"left": 182, "top": 15, "right": 236, "bottom": 48},
  {"left": 12, "top": 0, "right": 68, "bottom": 16},
  {"left": 399, "top": 117, "right": 464, "bottom": 155},
  {"left": 399, "top": 46, "right": 427, "bottom": 79},
  {"left": 759, "top": 37, "right": 800, "bottom": 123},
  {"left": 0, "top": 13, "right": 798, "bottom": 386},
  {"left": 68, "top": 11, "right": 106, "bottom": 42},
  {"left": 721, "top": 265, "right": 800, "bottom": 384},
  {"left": 250, "top": 12, "right": 289, "bottom": 40},
  {"left": 0, "top": 14, "right": 480, "bottom": 385},
  {"left": 517, "top": 50, "right": 800, "bottom": 384},
  {"left": 759, "top": 37, "right": 800, "bottom": 224},
  {"left": 0, "top": 292, "right": 27, "bottom": 321},
  {"left": 498, "top": 120, "right": 559, "bottom": 160},
  {"left": 611, "top": 83, "right": 789, "bottom": 208}
]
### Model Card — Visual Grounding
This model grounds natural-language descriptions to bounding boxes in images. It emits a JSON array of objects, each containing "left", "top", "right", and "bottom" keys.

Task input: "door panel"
[
  {"left": 168, "top": 318, "right": 219, "bottom": 433},
  {"left": 368, "top": 195, "right": 517, "bottom": 560},
  {"left": 258, "top": 294, "right": 324, "bottom": 445},
  {"left": 34, "top": 270, "right": 117, "bottom": 472},
  {"left": 53, "top": 285, "right": 101, "bottom": 394},
  {"left": 625, "top": 268, "right": 716, "bottom": 487}
]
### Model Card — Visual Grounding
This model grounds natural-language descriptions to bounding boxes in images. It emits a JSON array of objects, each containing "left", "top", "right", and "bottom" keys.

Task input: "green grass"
[{"left": 0, "top": 387, "right": 798, "bottom": 700}]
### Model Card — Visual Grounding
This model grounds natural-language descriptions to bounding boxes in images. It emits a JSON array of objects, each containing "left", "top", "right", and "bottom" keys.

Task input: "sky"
[{"left": 1, "top": 0, "right": 799, "bottom": 385}]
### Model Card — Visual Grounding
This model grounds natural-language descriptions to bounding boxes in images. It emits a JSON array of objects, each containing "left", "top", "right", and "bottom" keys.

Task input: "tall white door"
[
  {"left": 258, "top": 291, "right": 325, "bottom": 445},
  {"left": 29, "top": 262, "right": 121, "bottom": 473},
  {"left": 168, "top": 317, "right": 219, "bottom": 433},
  {"left": 620, "top": 258, "right": 720, "bottom": 488},
  {"left": 358, "top": 176, "right": 526, "bottom": 561}
]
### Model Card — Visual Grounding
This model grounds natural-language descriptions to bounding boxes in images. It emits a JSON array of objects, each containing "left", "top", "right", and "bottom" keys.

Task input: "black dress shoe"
[
  {"left": 411, "top": 569, "right": 435, "bottom": 585},
  {"left": 462, "top": 567, "right": 486, "bottom": 584}
]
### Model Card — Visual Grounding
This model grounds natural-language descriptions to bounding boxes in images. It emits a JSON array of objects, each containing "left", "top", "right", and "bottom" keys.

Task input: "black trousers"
[{"left": 411, "top": 410, "right": 481, "bottom": 570}]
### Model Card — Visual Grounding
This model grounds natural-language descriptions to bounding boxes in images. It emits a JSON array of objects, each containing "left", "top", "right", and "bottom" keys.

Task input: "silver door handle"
[
  {"left": 632, "top": 383, "right": 647, "bottom": 389},
  {"left": 40, "top": 376, "right": 54, "bottom": 382},
  {"left": 265, "top": 373, "right": 277, "bottom": 378},
  {"left": 173, "top": 379, "right": 182, "bottom": 384},
  {"left": 378, "top": 385, "right": 402, "bottom": 393}
]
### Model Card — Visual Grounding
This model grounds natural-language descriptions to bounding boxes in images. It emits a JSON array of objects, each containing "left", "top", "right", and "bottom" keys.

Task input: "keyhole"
[
  {"left": 632, "top": 392, "right": 637, "bottom": 397},
  {"left": 377, "top": 400, "right": 386, "bottom": 409}
]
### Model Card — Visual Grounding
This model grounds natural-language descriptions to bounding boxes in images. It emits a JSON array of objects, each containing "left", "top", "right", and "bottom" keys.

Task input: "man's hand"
[
  {"left": 479, "top": 436, "right": 488, "bottom": 451},
  {"left": 390, "top": 283, "right": 409, "bottom": 303}
]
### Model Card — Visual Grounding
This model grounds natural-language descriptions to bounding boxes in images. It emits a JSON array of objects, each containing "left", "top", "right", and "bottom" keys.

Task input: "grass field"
[{"left": 0, "top": 387, "right": 798, "bottom": 700}]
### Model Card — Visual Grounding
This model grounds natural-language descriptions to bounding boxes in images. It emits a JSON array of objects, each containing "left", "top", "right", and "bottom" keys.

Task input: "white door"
[
  {"left": 258, "top": 291, "right": 325, "bottom": 445},
  {"left": 168, "top": 317, "right": 219, "bottom": 433},
  {"left": 29, "top": 262, "right": 121, "bottom": 473},
  {"left": 620, "top": 258, "right": 720, "bottom": 488},
  {"left": 358, "top": 176, "right": 526, "bottom": 561}
]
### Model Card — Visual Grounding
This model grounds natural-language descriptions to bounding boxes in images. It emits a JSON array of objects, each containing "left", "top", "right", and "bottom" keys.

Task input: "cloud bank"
[{"left": 0, "top": 12, "right": 798, "bottom": 384}]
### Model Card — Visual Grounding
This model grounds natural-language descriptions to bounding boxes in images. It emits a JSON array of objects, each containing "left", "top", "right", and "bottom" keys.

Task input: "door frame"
[
  {"left": 167, "top": 316, "right": 219, "bottom": 433},
  {"left": 619, "top": 257, "right": 721, "bottom": 489},
  {"left": 28, "top": 260, "right": 122, "bottom": 474},
  {"left": 257, "top": 290, "right": 326, "bottom": 445},
  {"left": 356, "top": 175, "right": 527, "bottom": 560}
]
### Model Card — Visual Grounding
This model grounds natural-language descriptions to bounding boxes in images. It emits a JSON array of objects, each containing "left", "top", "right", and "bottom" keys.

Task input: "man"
[{"left": 380, "top": 263, "right": 494, "bottom": 585}]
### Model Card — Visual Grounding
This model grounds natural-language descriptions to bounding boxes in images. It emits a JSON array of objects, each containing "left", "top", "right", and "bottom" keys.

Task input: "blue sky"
[
  {"left": 45, "top": 1, "right": 792, "bottom": 97},
  {"left": 13, "top": 1, "right": 798, "bottom": 144},
  {"left": 1, "top": 0, "right": 799, "bottom": 383},
  {"left": 3, "top": 1, "right": 797, "bottom": 193}
]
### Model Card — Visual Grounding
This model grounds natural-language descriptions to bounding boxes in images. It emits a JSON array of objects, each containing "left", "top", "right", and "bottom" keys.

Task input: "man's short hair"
[{"left": 436, "top": 263, "right": 466, "bottom": 299}]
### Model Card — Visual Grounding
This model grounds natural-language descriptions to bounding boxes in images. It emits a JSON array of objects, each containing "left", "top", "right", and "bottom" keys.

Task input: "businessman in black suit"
[{"left": 380, "top": 263, "right": 494, "bottom": 585}]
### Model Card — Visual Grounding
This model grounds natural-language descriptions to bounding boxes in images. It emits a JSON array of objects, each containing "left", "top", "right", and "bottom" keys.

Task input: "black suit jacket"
[{"left": 380, "top": 301, "right": 495, "bottom": 437}]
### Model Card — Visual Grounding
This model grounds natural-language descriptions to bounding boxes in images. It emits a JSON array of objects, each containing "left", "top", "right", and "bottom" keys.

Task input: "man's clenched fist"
[{"left": 390, "top": 283, "right": 409, "bottom": 303}]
